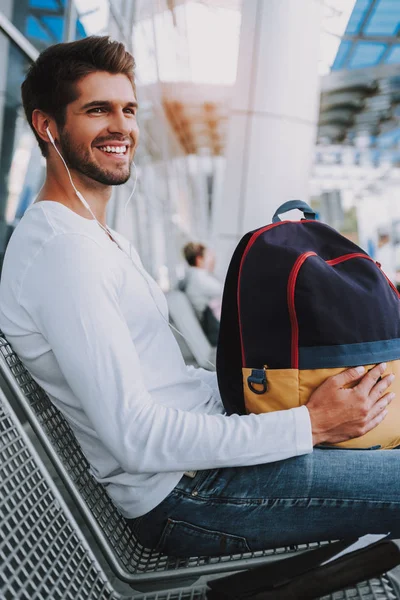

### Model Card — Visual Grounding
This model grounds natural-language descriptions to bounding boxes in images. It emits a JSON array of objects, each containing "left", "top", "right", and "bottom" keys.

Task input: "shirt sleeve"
[
  {"left": 186, "top": 365, "right": 218, "bottom": 390},
  {"left": 20, "top": 233, "right": 313, "bottom": 474}
]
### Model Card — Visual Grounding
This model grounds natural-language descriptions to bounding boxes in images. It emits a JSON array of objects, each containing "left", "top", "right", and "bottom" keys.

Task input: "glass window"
[
  {"left": 12, "top": 0, "right": 66, "bottom": 51},
  {"left": 0, "top": 33, "right": 44, "bottom": 260},
  {"left": 364, "top": 0, "right": 400, "bottom": 36},
  {"left": 385, "top": 45, "right": 400, "bottom": 64},
  {"left": 345, "top": 0, "right": 371, "bottom": 34},
  {"left": 332, "top": 40, "right": 352, "bottom": 70},
  {"left": 348, "top": 41, "right": 386, "bottom": 68}
]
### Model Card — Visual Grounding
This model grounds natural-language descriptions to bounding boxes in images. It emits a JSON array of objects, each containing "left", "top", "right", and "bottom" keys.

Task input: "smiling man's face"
[{"left": 57, "top": 71, "right": 139, "bottom": 186}]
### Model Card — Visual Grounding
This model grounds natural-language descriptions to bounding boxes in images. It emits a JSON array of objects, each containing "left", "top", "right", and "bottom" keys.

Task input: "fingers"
[
  {"left": 355, "top": 363, "right": 388, "bottom": 395},
  {"left": 330, "top": 365, "right": 366, "bottom": 387},
  {"left": 359, "top": 392, "right": 394, "bottom": 436},
  {"left": 369, "top": 392, "right": 395, "bottom": 417},
  {"left": 369, "top": 373, "right": 395, "bottom": 403}
]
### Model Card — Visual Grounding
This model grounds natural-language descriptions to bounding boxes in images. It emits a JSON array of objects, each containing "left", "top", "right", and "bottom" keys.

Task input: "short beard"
[{"left": 58, "top": 129, "right": 131, "bottom": 186}]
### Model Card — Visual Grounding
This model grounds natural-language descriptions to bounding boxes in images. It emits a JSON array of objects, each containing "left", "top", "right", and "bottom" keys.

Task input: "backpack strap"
[{"left": 272, "top": 200, "right": 317, "bottom": 223}]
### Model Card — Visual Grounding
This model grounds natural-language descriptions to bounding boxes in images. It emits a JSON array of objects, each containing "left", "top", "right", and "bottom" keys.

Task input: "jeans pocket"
[{"left": 155, "top": 518, "right": 251, "bottom": 557}]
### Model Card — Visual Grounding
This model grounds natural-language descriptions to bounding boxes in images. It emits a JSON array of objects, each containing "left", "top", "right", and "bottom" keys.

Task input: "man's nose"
[{"left": 107, "top": 110, "right": 132, "bottom": 136}]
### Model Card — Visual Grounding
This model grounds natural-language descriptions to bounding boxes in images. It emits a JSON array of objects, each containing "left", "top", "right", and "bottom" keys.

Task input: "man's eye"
[
  {"left": 88, "top": 107, "right": 106, "bottom": 114},
  {"left": 124, "top": 108, "right": 136, "bottom": 115}
]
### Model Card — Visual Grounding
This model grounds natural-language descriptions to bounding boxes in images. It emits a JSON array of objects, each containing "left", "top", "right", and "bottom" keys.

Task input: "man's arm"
[
  {"left": 20, "top": 233, "right": 314, "bottom": 473},
  {"left": 187, "top": 365, "right": 219, "bottom": 394}
]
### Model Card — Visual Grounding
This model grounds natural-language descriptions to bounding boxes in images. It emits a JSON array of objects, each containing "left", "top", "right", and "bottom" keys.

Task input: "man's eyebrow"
[{"left": 80, "top": 100, "right": 139, "bottom": 110}]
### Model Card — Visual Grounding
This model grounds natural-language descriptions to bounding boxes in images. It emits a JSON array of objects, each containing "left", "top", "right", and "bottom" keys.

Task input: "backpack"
[{"left": 216, "top": 200, "right": 400, "bottom": 449}]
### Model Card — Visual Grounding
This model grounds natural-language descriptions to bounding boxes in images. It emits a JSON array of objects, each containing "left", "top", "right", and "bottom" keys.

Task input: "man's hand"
[{"left": 306, "top": 363, "right": 395, "bottom": 446}]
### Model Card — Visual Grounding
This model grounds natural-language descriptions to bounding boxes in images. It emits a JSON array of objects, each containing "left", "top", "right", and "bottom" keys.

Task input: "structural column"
[{"left": 212, "top": 0, "right": 322, "bottom": 277}]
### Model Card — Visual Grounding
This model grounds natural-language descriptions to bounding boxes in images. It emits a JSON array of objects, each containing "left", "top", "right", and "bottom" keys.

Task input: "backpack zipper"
[
  {"left": 287, "top": 252, "right": 317, "bottom": 369},
  {"left": 288, "top": 252, "right": 400, "bottom": 369},
  {"left": 237, "top": 220, "right": 317, "bottom": 366}
]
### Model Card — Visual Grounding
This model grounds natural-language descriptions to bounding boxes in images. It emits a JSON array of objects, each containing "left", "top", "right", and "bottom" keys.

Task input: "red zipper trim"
[
  {"left": 237, "top": 219, "right": 321, "bottom": 366},
  {"left": 287, "top": 252, "right": 317, "bottom": 369},
  {"left": 288, "top": 252, "right": 400, "bottom": 369},
  {"left": 326, "top": 253, "right": 400, "bottom": 298},
  {"left": 326, "top": 252, "right": 372, "bottom": 266}
]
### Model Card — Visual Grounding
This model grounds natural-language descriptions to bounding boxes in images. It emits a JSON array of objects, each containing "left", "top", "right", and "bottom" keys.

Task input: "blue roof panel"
[
  {"left": 364, "top": 0, "right": 400, "bottom": 35},
  {"left": 26, "top": 15, "right": 53, "bottom": 42},
  {"left": 332, "top": 40, "right": 352, "bottom": 70},
  {"left": 333, "top": 0, "right": 400, "bottom": 71},
  {"left": 41, "top": 15, "right": 64, "bottom": 42},
  {"left": 346, "top": 0, "right": 371, "bottom": 34},
  {"left": 29, "top": 0, "right": 60, "bottom": 8},
  {"left": 348, "top": 41, "right": 386, "bottom": 68},
  {"left": 385, "top": 45, "right": 400, "bottom": 64}
]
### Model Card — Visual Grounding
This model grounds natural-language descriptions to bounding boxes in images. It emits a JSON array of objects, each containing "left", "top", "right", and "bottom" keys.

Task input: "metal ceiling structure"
[
  {"left": 319, "top": 0, "right": 400, "bottom": 154},
  {"left": 161, "top": 83, "right": 230, "bottom": 156},
  {"left": 11, "top": 0, "right": 400, "bottom": 159},
  {"left": 135, "top": 0, "right": 240, "bottom": 157}
]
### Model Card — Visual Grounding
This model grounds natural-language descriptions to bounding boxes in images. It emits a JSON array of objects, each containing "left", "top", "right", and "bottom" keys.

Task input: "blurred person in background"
[{"left": 183, "top": 242, "right": 222, "bottom": 346}]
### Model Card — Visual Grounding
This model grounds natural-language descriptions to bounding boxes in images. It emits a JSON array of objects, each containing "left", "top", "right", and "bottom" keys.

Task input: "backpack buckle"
[{"left": 247, "top": 369, "right": 268, "bottom": 395}]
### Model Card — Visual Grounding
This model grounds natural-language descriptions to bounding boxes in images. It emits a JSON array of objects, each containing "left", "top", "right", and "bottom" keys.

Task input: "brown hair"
[
  {"left": 21, "top": 36, "right": 136, "bottom": 156},
  {"left": 183, "top": 242, "right": 205, "bottom": 267}
]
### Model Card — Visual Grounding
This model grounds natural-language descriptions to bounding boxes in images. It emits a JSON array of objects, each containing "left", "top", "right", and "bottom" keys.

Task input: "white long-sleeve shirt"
[{"left": 0, "top": 201, "right": 312, "bottom": 518}]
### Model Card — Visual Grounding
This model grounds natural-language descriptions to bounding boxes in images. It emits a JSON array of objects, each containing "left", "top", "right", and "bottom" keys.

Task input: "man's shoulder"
[{"left": 2, "top": 203, "right": 108, "bottom": 292}]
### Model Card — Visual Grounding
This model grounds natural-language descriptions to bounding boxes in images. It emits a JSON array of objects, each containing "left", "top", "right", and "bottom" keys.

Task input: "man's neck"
[{"left": 37, "top": 165, "right": 112, "bottom": 226}]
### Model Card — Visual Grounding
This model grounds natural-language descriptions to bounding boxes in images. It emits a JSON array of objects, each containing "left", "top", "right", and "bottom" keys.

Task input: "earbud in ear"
[{"left": 46, "top": 126, "right": 55, "bottom": 145}]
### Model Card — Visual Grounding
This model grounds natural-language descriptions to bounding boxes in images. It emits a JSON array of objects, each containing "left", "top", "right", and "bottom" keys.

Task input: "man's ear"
[{"left": 32, "top": 110, "right": 56, "bottom": 145}]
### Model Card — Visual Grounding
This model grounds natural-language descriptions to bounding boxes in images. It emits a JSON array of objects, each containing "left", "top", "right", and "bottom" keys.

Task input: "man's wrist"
[{"left": 307, "top": 406, "right": 326, "bottom": 446}]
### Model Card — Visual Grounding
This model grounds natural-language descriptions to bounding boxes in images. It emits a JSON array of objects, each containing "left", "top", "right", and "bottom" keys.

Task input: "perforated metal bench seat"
[
  {"left": 1, "top": 370, "right": 399, "bottom": 599},
  {"left": 133, "top": 576, "right": 400, "bottom": 600},
  {"left": 0, "top": 388, "right": 120, "bottom": 599},
  {"left": 1, "top": 332, "right": 398, "bottom": 596},
  {"left": 0, "top": 380, "right": 210, "bottom": 599}
]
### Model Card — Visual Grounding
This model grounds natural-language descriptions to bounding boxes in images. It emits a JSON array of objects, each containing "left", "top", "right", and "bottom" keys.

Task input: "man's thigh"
[{"left": 134, "top": 449, "right": 400, "bottom": 556}]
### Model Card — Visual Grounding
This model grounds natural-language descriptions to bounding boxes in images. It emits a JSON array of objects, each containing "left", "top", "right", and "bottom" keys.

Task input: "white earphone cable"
[
  {"left": 46, "top": 128, "right": 215, "bottom": 369},
  {"left": 124, "top": 161, "right": 137, "bottom": 215}
]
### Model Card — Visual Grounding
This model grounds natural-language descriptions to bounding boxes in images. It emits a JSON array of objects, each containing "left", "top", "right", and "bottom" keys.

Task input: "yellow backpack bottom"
[{"left": 243, "top": 361, "right": 400, "bottom": 449}]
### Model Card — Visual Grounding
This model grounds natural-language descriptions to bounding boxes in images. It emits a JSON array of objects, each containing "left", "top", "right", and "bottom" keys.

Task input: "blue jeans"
[{"left": 130, "top": 448, "right": 400, "bottom": 557}]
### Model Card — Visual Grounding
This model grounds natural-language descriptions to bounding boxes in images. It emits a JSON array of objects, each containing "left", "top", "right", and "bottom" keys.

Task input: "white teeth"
[{"left": 98, "top": 145, "right": 127, "bottom": 154}]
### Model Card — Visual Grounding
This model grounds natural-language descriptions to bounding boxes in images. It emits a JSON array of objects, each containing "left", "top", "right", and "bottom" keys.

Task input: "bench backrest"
[{"left": 166, "top": 290, "right": 215, "bottom": 370}]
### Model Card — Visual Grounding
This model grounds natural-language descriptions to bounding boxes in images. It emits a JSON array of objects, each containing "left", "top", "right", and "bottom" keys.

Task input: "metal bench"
[
  {"left": 1, "top": 332, "right": 399, "bottom": 598},
  {"left": 1, "top": 356, "right": 399, "bottom": 600},
  {"left": 0, "top": 376, "right": 211, "bottom": 600}
]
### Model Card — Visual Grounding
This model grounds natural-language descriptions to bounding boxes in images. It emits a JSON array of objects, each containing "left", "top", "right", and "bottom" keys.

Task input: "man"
[
  {"left": 183, "top": 242, "right": 222, "bottom": 345},
  {"left": 0, "top": 36, "right": 398, "bottom": 558}
]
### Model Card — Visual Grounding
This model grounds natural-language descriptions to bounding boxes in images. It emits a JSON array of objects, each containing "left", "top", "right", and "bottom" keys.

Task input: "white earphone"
[{"left": 45, "top": 126, "right": 215, "bottom": 369}]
